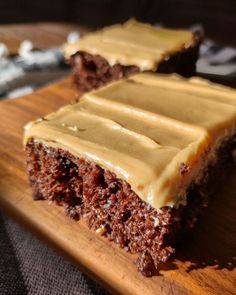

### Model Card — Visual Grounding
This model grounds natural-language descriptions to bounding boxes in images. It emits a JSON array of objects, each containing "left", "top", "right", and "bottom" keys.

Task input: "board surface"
[{"left": 0, "top": 78, "right": 235, "bottom": 295}]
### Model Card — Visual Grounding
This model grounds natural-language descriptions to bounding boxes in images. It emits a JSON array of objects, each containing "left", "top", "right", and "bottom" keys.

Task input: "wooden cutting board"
[{"left": 0, "top": 78, "right": 235, "bottom": 295}]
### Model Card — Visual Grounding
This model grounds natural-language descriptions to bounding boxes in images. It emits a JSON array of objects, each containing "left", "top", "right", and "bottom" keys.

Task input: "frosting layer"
[
  {"left": 24, "top": 73, "right": 236, "bottom": 209},
  {"left": 63, "top": 19, "right": 194, "bottom": 71}
]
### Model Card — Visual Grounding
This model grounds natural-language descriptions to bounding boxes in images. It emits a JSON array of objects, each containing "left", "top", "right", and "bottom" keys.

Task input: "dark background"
[{"left": 1, "top": 0, "right": 236, "bottom": 46}]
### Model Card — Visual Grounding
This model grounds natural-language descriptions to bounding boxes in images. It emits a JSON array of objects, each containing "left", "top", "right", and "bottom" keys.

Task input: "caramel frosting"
[
  {"left": 24, "top": 73, "right": 236, "bottom": 209},
  {"left": 63, "top": 19, "right": 195, "bottom": 71}
]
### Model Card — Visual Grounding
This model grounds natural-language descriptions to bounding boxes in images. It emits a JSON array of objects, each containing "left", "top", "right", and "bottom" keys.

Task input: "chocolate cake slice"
[
  {"left": 63, "top": 19, "right": 202, "bottom": 92},
  {"left": 24, "top": 73, "right": 236, "bottom": 276}
]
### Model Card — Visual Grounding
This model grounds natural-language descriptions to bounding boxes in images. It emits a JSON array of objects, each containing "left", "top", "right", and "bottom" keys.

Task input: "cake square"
[
  {"left": 64, "top": 20, "right": 202, "bottom": 91},
  {"left": 24, "top": 73, "right": 236, "bottom": 276}
]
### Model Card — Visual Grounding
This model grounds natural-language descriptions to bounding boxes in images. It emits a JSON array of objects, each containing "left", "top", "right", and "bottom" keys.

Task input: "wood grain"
[
  {"left": 0, "top": 23, "right": 89, "bottom": 50},
  {"left": 0, "top": 78, "right": 235, "bottom": 295},
  {"left": 0, "top": 34, "right": 22, "bottom": 55}
]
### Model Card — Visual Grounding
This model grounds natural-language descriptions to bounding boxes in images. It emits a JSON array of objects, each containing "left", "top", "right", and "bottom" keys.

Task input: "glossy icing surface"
[
  {"left": 63, "top": 19, "right": 194, "bottom": 71},
  {"left": 24, "top": 73, "right": 236, "bottom": 209}
]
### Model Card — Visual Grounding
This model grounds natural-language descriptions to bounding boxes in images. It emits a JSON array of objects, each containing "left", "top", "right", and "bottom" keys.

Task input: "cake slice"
[
  {"left": 63, "top": 19, "right": 202, "bottom": 92},
  {"left": 24, "top": 73, "right": 236, "bottom": 276}
]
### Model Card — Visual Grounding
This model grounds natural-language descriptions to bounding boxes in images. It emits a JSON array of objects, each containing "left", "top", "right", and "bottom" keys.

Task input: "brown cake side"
[
  {"left": 25, "top": 136, "right": 234, "bottom": 276},
  {"left": 69, "top": 32, "right": 202, "bottom": 92}
]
